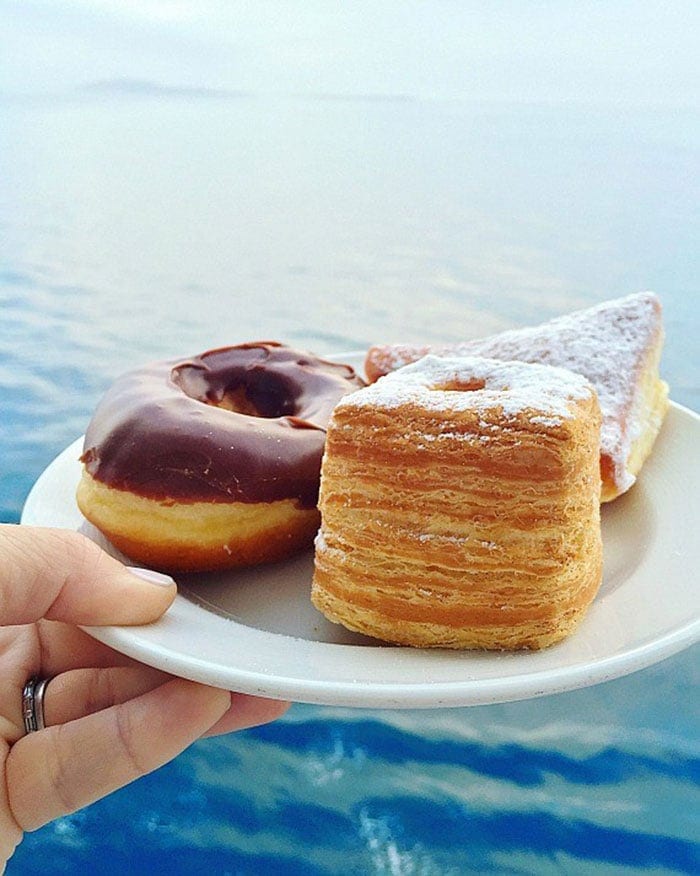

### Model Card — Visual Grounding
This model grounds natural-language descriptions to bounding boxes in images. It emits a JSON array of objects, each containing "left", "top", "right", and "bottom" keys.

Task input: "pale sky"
[{"left": 3, "top": 0, "right": 699, "bottom": 107}]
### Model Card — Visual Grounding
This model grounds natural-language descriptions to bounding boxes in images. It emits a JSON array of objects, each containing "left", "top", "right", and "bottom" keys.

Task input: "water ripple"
[{"left": 247, "top": 718, "right": 700, "bottom": 788}]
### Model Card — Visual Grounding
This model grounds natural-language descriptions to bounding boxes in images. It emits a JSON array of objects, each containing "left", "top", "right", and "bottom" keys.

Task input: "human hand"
[{"left": 0, "top": 524, "right": 289, "bottom": 868}]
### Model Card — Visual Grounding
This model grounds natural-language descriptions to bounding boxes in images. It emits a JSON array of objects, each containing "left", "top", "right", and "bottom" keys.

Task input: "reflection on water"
[{"left": 2, "top": 94, "right": 699, "bottom": 873}]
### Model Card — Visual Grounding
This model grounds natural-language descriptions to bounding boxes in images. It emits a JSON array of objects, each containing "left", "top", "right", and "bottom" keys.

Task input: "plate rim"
[
  {"left": 80, "top": 606, "right": 699, "bottom": 709},
  {"left": 20, "top": 397, "right": 700, "bottom": 710}
]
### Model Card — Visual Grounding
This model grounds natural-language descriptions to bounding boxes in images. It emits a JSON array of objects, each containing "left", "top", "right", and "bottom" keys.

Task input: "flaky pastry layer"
[{"left": 312, "top": 356, "right": 603, "bottom": 650}]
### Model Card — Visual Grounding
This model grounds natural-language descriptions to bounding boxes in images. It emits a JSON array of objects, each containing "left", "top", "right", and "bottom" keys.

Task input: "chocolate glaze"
[{"left": 81, "top": 342, "right": 365, "bottom": 508}]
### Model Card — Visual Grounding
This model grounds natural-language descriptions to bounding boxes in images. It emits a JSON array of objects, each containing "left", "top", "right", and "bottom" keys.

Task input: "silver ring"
[{"left": 22, "top": 676, "right": 52, "bottom": 734}]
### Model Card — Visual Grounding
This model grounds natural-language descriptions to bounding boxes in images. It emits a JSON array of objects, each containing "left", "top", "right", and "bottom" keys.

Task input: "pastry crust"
[
  {"left": 365, "top": 292, "right": 668, "bottom": 502},
  {"left": 312, "top": 356, "right": 603, "bottom": 650}
]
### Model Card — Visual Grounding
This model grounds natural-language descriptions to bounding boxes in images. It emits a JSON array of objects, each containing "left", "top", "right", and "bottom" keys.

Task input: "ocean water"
[{"left": 1, "top": 93, "right": 698, "bottom": 874}]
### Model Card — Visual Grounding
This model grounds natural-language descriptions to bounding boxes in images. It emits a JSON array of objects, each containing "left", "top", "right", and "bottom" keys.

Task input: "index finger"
[{"left": 0, "top": 525, "right": 176, "bottom": 627}]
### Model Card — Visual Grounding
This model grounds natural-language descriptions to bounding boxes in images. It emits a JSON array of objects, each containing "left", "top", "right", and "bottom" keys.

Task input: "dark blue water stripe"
[
  {"left": 356, "top": 795, "right": 700, "bottom": 874},
  {"left": 16, "top": 778, "right": 698, "bottom": 875},
  {"left": 12, "top": 842, "right": 331, "bottom": 876},
  {"left": 248, "top": 719, "right": 700, "bottom": 787}
]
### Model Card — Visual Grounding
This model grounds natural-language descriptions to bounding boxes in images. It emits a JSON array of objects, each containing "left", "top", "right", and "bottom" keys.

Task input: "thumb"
[{"left": 0, "top": 524, "right": 176, "bottom": 626}]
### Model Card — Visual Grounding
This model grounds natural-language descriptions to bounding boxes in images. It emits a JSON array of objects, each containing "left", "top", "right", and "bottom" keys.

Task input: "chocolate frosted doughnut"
[{"left": 77, "top": 342, "right": 365, "bottom": 572}]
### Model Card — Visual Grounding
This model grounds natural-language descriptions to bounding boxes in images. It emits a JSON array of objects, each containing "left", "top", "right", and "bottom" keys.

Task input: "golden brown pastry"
[
  {"left": 312, "top": 355, "right": 603, "bottom": 650},
  {"left": 365, "top": 292, "right": 668, "bottom": 502}
]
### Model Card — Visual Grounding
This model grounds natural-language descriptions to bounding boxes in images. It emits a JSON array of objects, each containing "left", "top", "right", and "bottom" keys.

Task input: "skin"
[{"left": 0, "top": 524, "right": 290, "bottom": 869}]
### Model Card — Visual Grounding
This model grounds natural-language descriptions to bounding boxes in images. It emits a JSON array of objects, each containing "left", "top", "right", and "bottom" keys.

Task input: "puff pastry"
[
  {"left": 365, "top": 292, "right": 668, "bottom": 501},
  {"left": 312, "top": 355, "right": 603, "bottom": 650}
]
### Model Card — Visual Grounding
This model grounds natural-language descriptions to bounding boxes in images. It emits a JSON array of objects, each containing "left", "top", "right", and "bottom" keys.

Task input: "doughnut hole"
[
  {"left": 174, "top": 363, "right": 297, "bottom": 419},
  {"left": 214, "top": 374, "right": 296, "bottom": 418},
  {"left": 432, "top": 378, "right": 487, "bottom": 393}
]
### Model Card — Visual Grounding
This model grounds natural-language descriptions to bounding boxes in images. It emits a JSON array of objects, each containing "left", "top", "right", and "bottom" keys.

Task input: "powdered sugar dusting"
[
  {"left": 337, "top": 354, "right": 593, "bottom": 423},
  {"left": 366, "top": 292, "right": 664, "bottom": 482}
]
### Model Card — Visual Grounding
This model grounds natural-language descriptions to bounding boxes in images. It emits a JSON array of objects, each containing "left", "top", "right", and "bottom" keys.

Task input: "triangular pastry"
[{"left": 364, "top": 292, "right": 668, "bottom": 501}]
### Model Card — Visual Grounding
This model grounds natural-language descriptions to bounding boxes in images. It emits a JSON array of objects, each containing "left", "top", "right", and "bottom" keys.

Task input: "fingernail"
[{"left": 127, "top": 566, "right": 176, "bottom": 587}]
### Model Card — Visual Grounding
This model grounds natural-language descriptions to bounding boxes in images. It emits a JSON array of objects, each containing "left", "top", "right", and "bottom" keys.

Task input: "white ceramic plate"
[{"left": 21, "top": 353, "right": 700, "bottom": 709}]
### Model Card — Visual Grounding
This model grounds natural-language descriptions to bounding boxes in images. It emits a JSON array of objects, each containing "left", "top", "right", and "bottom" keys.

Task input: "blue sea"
[{"left": 2, "top": 92, "right": 698, "bottom": 874}]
